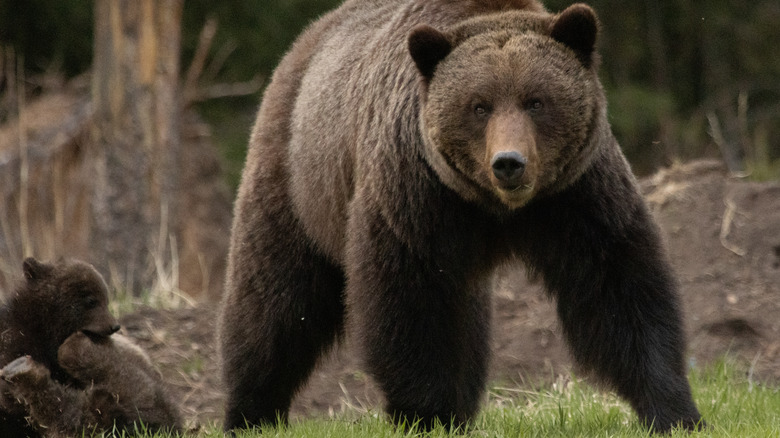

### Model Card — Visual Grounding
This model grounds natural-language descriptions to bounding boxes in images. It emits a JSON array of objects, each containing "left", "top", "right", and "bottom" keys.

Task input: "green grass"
[{"left": 106, "top": 359, "right": 780, "bottom": 437}]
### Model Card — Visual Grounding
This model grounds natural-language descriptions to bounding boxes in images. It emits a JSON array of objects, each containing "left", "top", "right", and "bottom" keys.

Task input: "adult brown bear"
[{"left": 218, "top": 0, "right": 703, "bottom": 433}]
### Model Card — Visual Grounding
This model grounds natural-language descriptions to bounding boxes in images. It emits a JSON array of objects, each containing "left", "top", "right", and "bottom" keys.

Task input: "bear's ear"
[
  {"left": 408, "top": 24, "right": 452, "bottom": 80},
  {"left": 550, "top": 3, "right": 599, "bottom": 68},
  {"left": 22, "top": 257, "right": 52, "bottom": 281}
]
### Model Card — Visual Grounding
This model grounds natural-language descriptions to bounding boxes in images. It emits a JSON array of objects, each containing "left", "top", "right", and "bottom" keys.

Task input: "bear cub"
[
  {"left": 1, "top": 258, "right": 119, "bottom": 437},
  {"left": 2, "top": 331, "right": 182, "bottom": 437},
  {"left": 0, "top": 258, "right": 181, "bottom": 436}
]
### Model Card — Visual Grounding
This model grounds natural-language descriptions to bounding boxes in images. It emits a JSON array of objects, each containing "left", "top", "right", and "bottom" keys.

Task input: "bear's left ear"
[
  {"left": 23, "top": 257, "right": 52, "bottom": 281},
  {"left": 408, "top": 24, "right": 452, "bottom": 81},
  {"left": 550, "top": 3, "right": 599, "bottom": 68}
]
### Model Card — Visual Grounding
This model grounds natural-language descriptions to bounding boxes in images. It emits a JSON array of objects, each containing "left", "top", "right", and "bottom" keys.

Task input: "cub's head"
[
  {"left": 21, "top": 258, "right": 119, "bottom": 344},
  {"left": 58, "top": 331, "right": 152, "bottom": 383},
  {"left": 409, "top": 3, "right": 605, "bottom": 211}
]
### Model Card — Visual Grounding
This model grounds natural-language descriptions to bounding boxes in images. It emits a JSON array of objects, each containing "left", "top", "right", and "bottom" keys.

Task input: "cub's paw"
[{"left": 0, "top": 356, "right": 50, "bottom": 386}]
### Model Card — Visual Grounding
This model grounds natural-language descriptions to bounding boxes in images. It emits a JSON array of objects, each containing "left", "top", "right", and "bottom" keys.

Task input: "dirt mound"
[
  {"left": 641, "top": 161, "right": 780, "bottom": 379},
  {"left": 121, "top": 160, "right": 780, "bottom": 428}
]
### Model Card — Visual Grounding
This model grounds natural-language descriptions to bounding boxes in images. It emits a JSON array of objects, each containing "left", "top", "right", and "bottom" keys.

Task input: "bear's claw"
[
  {"left": 1, "top": 355, "right": 49, "bottom": 384},
  {"left": 1, "top": 356, "right": 35, "bottom": 380}
]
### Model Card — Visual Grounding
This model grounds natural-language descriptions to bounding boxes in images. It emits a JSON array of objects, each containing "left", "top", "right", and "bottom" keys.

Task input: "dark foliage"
[{"left": 1, "top": 0, "right": 777, "bottom": 175}]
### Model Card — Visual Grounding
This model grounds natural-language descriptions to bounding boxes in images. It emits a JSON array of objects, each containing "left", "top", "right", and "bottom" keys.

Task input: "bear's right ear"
[
  {"left": 408, "top": 25, "right": 452, "bottom": 81},
  {"left": 23, "top": 257, "right": 52, "bottom": 281}
]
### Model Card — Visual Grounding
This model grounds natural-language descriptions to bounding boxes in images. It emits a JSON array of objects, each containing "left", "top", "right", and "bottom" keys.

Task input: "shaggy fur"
[{"left": 219, "top": 0, "right": 702, "bottom": 432}]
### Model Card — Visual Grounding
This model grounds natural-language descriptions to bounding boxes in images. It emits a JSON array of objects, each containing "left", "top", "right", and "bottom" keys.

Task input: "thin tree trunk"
[{"left": 91, "top": 0, "right": 182, "bottom": 294}]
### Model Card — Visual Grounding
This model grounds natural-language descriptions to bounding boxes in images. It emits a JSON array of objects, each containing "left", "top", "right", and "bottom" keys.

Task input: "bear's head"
[
  {"left": 409, "top": 3, "right": 605, "bottom": 211},
  {"left": 19, "top": 258, "right": 120, "bottom": 345},
  {"left": 58, "top": 331, "right": 152, "bottom": 382}
]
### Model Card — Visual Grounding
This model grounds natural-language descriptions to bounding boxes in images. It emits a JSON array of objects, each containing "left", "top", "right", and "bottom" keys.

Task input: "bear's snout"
[
  {"left": 82, "top": 320, "right": 121, "bottom": 338},
  {"left": 491, "top": 151, "right": 526, "bottom": 187}
]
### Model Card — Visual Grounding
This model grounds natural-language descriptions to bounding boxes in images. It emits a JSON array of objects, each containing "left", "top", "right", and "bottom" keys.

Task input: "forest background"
[{"left": 3, "top": 0, "right": 779, "bottom": 188}]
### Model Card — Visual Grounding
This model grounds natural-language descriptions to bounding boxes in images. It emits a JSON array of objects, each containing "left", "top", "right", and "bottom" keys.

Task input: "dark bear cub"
[
  {"left": 1, "top": 258, "right": 119, "bottom": 437},
  {"left": 1, "top": 332, "right": 182, "bottom": 437}
]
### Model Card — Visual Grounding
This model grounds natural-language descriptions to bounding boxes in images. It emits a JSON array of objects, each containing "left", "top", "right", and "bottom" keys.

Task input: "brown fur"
[
  {"left": 0, "top": 258, "right": 119, "bottom": 437},
  {"left": 0, "top": 332, "right": 181, "bottom": 437},
  {"left": 220, "top": 1, "right": 702, "bottom": 433}
]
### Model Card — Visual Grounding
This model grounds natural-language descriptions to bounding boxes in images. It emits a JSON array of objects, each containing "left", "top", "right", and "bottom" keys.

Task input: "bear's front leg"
[
  {"left": 520, "top": 168, "right": 703, "bottom": 433},
  {"left": 345, "top": 201, "right": 492, "bottom": 430},
  {"left": 219, "top": 188, "right": 347, "bottom": 431}
]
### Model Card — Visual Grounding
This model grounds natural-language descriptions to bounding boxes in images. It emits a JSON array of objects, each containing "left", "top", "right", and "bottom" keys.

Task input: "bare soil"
[{"left": 121, "top": 159, "right": 780, "bottom": 429}]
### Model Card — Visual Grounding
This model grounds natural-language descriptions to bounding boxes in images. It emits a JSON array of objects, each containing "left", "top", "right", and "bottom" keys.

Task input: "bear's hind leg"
[{"left": 219, "top": 210, "right": 346, "bottom": 431}]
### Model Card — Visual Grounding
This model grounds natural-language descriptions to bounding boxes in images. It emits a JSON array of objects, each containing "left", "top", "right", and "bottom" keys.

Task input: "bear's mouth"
[
  {"left": 493, "top": 182, "right": 536, "bottom": 209},
  {"left": 497, "top": 181, "right": 534, "bottom": 192},
  {"left": 81, "top": 324, "right": 121, "bottom": 340}
]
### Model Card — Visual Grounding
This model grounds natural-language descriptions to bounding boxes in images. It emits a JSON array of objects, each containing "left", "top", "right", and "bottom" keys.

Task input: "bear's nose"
[{"left": 491, "top": 151, "right": 526, "bottom": 185}]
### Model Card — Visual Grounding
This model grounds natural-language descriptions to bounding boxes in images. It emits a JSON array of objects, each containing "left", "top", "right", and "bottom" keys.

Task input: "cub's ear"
[
  {"left": 22, "top": 257, "right": 52, "bottom": 281},
  {"left": 408, "top": 24, "right": 452, "bottom": 80},
  {"left": 550, "top": 3, "right": 599, "bottom": 68}
]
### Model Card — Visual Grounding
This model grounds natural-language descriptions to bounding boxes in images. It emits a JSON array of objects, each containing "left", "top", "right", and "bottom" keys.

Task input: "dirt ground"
[{"left": 120, "top": 159, "right": 780, "bottom": 429}]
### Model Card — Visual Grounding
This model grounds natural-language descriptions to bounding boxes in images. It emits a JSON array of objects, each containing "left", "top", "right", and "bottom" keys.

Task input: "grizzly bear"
[
  {"left": 1, "top": 332, "right": 182, "bottom": 437},
  {"left": 1, "top": 258, "right": 120, "bottom": 437},
  {"left": 218, "top": 0, "right": 703, "bottom": 433}
]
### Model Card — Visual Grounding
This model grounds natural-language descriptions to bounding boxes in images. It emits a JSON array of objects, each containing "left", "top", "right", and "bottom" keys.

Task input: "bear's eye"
[
  {"left": 527, "top": 99, "right": 544, "bottom": 113},
  {"left": 473, "top": 104, "right": 491, "bottom": 118},
  {"left": 83, "top": 296, "right": 99, "bottom": 310}
]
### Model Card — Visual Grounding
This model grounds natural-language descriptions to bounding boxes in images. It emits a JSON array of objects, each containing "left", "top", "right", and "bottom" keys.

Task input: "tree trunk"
[{"left": 91, "top": 0, "right": 182, "bottom": 294}]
